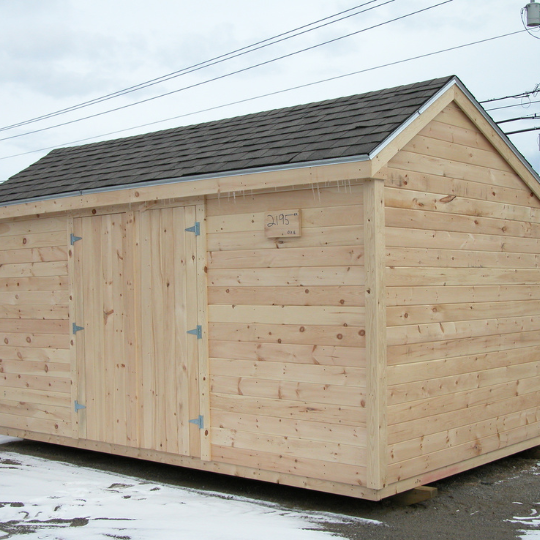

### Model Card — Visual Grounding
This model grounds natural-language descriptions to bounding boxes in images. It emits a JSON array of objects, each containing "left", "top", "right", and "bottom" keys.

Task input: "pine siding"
[
  {"left": 384, "top": 102, "right": 540, "bottom": 484},
  {"left": 206, "top": 184, "right": 368, "bottom": 485},
  {"left": 0, "top": 216, "right": 71, "bottom": 437}
]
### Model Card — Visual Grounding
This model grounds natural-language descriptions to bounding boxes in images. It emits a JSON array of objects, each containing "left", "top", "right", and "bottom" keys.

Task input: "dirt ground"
[{"left": 1, "top": 438, "right": 539, "bottom": 539}]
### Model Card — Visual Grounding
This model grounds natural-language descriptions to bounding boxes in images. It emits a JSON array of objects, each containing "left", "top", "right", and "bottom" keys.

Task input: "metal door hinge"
[
  {"left": 70, "top": 233, "right": 82, "bottom": 245},
  {"left": 187, "top": 325, "right": 202, "bottom": 339},
  {"left": 72, "top": 323, "right": 84, "bottom": 334},
  {"left": 189, "top": 415, "right": 204, "bottom": 429},
  {"left": 185, "top": 222, "right": 200, "bottom": 236},
  {"left": 74, "top": 400, "right": 86, "bottom": 412}
]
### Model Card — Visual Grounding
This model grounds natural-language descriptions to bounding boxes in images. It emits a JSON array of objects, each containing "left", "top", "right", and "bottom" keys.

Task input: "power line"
[
  {"left": 480, "top": 83, "right": 540, "bottom": 104},
  {"left": 485, "top": 99, "right": 540, "bottom": 112},
  {"left": 0, "top": 0, "right": 393, "bottom": 133},
  {"left": 505, "top": 126, "right": 540, "bottom": 135},
  {"left": 0, "top": 0, "right": 454, "bottom": 144},
  {"left": 496, "top": 114, "right": 540, "bottom": 124},
  {"left": 0, "top": 27, "right": 524, "bottom": 162}
]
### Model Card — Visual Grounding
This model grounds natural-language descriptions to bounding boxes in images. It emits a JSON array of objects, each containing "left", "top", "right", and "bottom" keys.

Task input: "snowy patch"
[
  {"left": 511, "top": 506, "right": 540, "bottom": 539},
  {"left": 0, "top": 450, "right": 382, "bottom": 539},
  {"left": 0, "top": 435, "right": 21, "bottom": 445}
]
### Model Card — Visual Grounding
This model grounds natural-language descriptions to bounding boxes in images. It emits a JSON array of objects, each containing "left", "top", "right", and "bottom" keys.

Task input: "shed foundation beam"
[{"left": 392, "top": 486, "right": 438, "bottom": 506}]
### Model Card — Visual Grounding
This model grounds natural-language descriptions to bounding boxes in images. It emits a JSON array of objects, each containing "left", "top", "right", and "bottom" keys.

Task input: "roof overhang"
[{"left": 0, "top": 157, "right": 373, "bottom": 220}]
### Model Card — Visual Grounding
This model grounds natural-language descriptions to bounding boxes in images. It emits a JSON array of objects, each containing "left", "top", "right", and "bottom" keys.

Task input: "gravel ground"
[{"left": 0, "top": 438, "right": 538, "bottom": 539}]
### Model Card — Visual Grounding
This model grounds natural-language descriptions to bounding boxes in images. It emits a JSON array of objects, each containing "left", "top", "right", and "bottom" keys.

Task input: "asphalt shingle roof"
[{"left": 0, "top": 76, "right": 456, "bottom": 205}]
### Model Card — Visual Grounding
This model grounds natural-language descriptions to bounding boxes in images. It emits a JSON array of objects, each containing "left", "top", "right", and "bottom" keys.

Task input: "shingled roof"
[{"left": 0, "top": 76, "right": 459, "bottom": 205}]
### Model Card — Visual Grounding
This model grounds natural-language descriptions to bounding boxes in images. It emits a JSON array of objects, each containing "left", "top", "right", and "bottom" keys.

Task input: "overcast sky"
[{"left": 1, "top": 0, "right": 539, "bottom": 182}]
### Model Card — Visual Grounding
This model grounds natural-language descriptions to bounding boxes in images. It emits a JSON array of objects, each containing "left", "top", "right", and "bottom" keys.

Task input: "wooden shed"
[{"left": 0, "top": 75, "right": 539, "bottom": 500}]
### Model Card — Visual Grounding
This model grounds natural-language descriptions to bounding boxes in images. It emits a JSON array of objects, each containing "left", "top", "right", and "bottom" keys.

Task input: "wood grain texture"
[
  {"left": 208, "top": 183, "right": 368, "bottom": 481},
  {"left": 72, "top": 207, "right": 202, "bottom": 456},
  {"left": 0, "top": 213, "right": 72, "bottom": 435},
  {"left": 383, "top": 100, "right": 540, "bottom": 490},
  {"left": 364, "top": 178, "right": 388, "bottom": 489},
  {"left": 209, "top": 341, "right": 365, "bottom": 367},
  {"left": 208, "top": 285, "right": 365, "bottom": 307}
]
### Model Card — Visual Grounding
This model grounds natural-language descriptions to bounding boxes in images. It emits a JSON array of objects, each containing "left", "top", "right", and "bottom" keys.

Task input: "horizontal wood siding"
[
  {"left": 385, "top": 102, "right": 540, "bottom": 484},
  {"left": 207, "top": 183, "right": 367, "bottom": 486},
  {"left": 0, "top": 217, "right": 71, "bottom": 436}
]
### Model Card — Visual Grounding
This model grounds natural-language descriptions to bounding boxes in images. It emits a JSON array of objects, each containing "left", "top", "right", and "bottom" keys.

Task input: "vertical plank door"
[
  {"left": 73, "top": 213, "right": 135, "bottom": 447},
  {"left": 72, "top": 207, "right": 201, "bottom": 457},
  {"left": 139, "top": 206, "right": 201, "bottom": 457}
]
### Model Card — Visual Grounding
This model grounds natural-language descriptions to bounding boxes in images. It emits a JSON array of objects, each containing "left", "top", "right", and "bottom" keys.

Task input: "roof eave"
[{"left": 0, "top": 153, "right": 371, "bottom": 210}]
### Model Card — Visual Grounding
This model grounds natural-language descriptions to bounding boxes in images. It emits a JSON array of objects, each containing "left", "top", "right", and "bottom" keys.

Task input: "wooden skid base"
[
  {"left": 392, "top": 486, "right": 438, "bottom": 506},
  {"left": 1, "top": 428, "right": 539, "bottom": 502},
  {"left": 0, "top": 428, "right": 383, "bottom": 500}
]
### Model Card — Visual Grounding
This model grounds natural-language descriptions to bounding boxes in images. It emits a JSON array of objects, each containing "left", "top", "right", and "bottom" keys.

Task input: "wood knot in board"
[{"left": 439, "top": 195, "right": 456, "bottom": 203}]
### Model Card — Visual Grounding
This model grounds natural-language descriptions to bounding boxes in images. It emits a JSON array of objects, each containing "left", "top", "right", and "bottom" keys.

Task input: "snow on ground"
[
  {"left": 0, "top": 437, "right": 20, "bottom": 445},
  {"left": 511, "top": 509, "right": 540, "bottom": 540},
  {"left": 0, "top": 436, "right": 381, "bottom": 539},
  {"left": 511, "top": 461, "right": 540, "bottom": 540}
]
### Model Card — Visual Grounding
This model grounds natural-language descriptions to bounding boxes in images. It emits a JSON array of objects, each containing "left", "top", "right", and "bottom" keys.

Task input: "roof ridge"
[{"left": 46, "top": 75, "right": 457, "bottom": 154}]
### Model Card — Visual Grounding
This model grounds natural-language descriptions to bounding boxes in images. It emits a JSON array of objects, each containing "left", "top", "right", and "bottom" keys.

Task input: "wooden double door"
[{"left": 72, "top": 206, "right": 203, "bottom": 458}]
